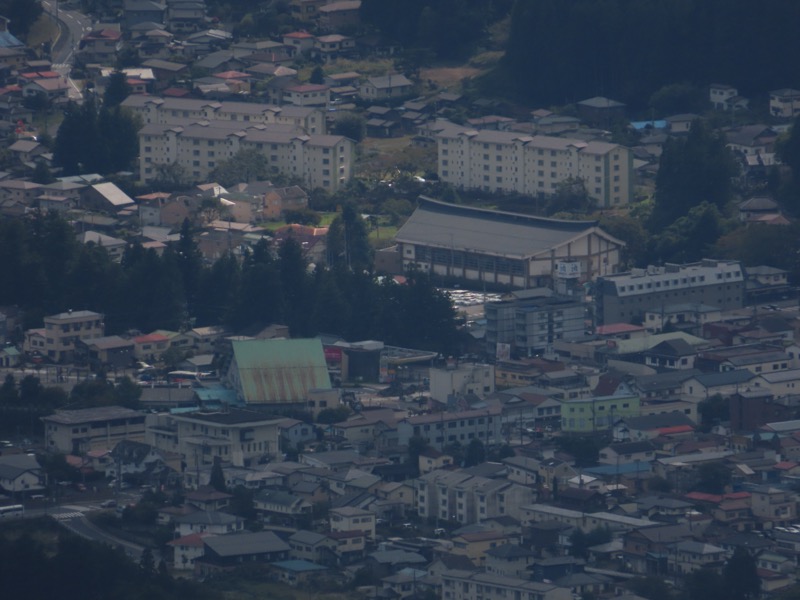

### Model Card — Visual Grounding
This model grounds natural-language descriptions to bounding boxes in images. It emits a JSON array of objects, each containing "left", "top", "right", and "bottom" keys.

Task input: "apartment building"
[
  {"left": 560, "top": 394, "right": 641, "bottom": 434},
  {"left": 441, "top": 570, "right": 572, "bottom": 600},
  {"left": 397, "top": 407, "right": 504, "bottom": 449},
  {"left": 415, "top": 469, "right": 534, "bottom": 524},
  {"left": 145, "top": 409, "right": 283, "bottom": 469},
  {"left": 485, "top": 293, "right": 585, "bottom": 357},
  {"left": 594, "top": 259, "right": 745, "bottom": 326},
  {"left": 138, "top": 120, "right": 354, "bottom": 191},
  {"left": 42, "top": 406, "right": 146, "bottom": 454},
  {"left": 436, "top": 123, "right": 633, "bottom": 208},
  {"left": 121, "top": 96, "right": 326, "bottom": 134},
  {"left": 36, "top": 309, "right": 105, "bottom": 363},
  {"left": 429, "top": 363, "right": 495, "bottom": 403}
]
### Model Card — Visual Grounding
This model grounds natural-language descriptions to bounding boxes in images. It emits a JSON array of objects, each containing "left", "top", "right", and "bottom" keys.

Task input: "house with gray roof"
[
  {"left": 359, "top": 73, "right": 412, "bottom": 99},
  {"left": 196, "top": 530, "right": 290, "bottom": 575},
  {"left": 0, "top": 454, "right": 44, "bottom": 495},
  {"left": 175, "top": 510, "right": 245, "bottom": 537},
  {"left": 254, "top": 489, "right": 311, "bottom": 520}
]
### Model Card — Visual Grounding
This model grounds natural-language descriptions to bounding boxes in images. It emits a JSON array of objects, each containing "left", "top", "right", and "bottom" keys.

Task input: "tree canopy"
[
  {"left": 0, "top": 213, "right": 462, "bottom": 356},
  {"left": 53, "top": 99, "right": 140, "bottom": 175},
  {"left": 360, "top": 0, "right": 513, "bottom": 59},
  {"left": 496, "top": 0, "right": 800, "bottom": 108}
]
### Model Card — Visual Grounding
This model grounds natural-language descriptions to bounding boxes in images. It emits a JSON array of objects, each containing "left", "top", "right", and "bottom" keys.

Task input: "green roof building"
[{"left": 228, "top": 338, "right": 331, "bottom": 407}]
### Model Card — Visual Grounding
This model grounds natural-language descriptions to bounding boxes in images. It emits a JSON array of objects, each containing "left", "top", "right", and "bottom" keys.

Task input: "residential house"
[
  {"left": 79, "top": 29, "right": 123, "bottom": 63},
  {"left": 317, "top": 1, "right": 362, "bottom": 31},
  {"left": 484, "top": 544, "right": 536, "bottom": 578},
  {"left": 770, "top": 89, "right": 800, "bottom": 119},
  {"left": 283, "top": 31, "right": 316, "bottom": 55},
  {"left": 709, "top": 84, "right": 739, "bottom": 110},
  {"left": 329, "top": 506, "right": 376, "bottom": 539},
  {"left": 750, "top": 486, "right": 796, "bottom": 527},
  {"left": 254, "top": 489, "right": 312, "bottom": 522},
  {"left": 672, "top": 541, "right": 727, "bottom": 574},
  {"left": 169, "top": 532, "right": 211, "bottom": 571},
  {"left": 312, "top": 34, "right": 355, "bottom": 62},
  {"left": 576, "top": 96, "right": 626, "bottom": 126},
  {"left": 81, "top": 182, "right": 136, "bottom": 215},
  {"left": 289, "top": 529, "right": 337, "bottom": 564},
  {"left": 0, "top": 454, "right": 44, "bottom": 496},
  {"left": 166, "top": 0, "right": 206, "bottom": 33},
  {"left": 195, "top": 531, "right": 290, "bottom": 576},
  {"left": 124, "top": 0, "right": 167, "bottom": 28},
  {"left": 359, "top": 74, "right": 413, "bottom": 100},
  {"left": 451, "top": 531, "right": 516, "bottom": 567},
  {"left": 622, "top": 523, "right": 696, "bottom": 575},
  {"left": 598, "top": 440, "right": 656, "bottom": 466},
  {"left": 283, "top": 83, "right": 329, "bottom": 107},
  {"left": 175, "top": 510, "right": 245, "bottom": 537}
]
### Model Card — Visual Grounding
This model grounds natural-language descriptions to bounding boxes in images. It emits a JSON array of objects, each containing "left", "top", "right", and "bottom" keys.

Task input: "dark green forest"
[
  {"left": 495, "top": 0, "right": 800, "bottom": 108},
  {"left": 360, "top": 0, "right": 513, "bottom": 59},
  {"left": 0, "top": 213, "right": 461, "bottom": 354},
  {"left": 0, "top": 523, "right": 219, "bottom": 600}
]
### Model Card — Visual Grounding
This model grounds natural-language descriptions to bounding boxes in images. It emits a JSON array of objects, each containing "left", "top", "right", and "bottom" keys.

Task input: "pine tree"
[{"left": 209, "top": 456, "right": 227, "bottom": 492}]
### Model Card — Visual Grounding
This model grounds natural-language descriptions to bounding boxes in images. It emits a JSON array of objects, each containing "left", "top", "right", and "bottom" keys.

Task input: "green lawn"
[{"left": 27, "top": 14, "right": 59, "bottom": 50}]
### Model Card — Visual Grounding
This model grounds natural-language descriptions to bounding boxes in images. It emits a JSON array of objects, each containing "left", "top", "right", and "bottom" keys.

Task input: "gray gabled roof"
[
  {"left": 204, "top": 530, "right": 289, "bottom": 556},
  {"left": 692, "top": 369, "right": 756, "bottom": 387},
  {"left": 0, "top": 454, "right": 41, "bottom": 480},
  {"left": 396, "top": 197, "right": 619, "bottom": 260},
  {"left": 175, "top": 511, "right": 241, "bottom": 526}
]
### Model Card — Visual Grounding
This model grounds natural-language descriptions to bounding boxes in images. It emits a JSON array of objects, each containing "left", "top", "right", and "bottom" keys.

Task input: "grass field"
[
  {"left": 27, "top": 14, "right": 59, "bottom": 51},
  {"left": 212, "top": 579, "right": 360, "bottom": 600}
]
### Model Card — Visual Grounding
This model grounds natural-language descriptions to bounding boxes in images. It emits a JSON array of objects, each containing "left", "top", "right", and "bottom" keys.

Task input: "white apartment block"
[
  {"left": 138, "top": 120, "right": 354, "bottom": 191},
  {"left": 437, "top": 123, "right": 633, "bottom": 208},
  {"left": 121, "top": 96, "right": 326, "bottom": 134},
  {"left": 145, "top": 409, "right": 282, "bottom": 469},
  {"left": 442, "top": 570, "right": 572, "bottom": 600},
  {"left": 415, "top": 469, "right": 535, "bottom": 524}
]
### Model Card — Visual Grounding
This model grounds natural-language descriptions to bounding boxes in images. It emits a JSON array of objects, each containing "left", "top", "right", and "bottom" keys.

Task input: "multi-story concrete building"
[
  {"left": 429, "top": 363, "right": 495, "bottom": 403},
  {"left": 145, "top": 409, "right": 283, "bottom": 469},
  {"left": 397, "top": 407, "right": 504, "bottom": 450},
  {"left": 415, "top": 469, "right": 535, "bottom": 524},
  {"left": 40, "top": 309, "right": 105, "bottom": 363},
  {"left": 42, "top": 406, "right": 146, "bottom": 454},
  {"left": 121, "top": 96, "right": 327, "bottom": 133},
  {"left": 138, "top": 120, "right": 353, "bottom": 191},
  {"left": 436, "top": 122, "right": 634, "bottom": 208},
  {"left": 560, "top": 394, "right": 641, "bottom": 434},
  {"left": 485, "top": 292, "right": 585, "bottom": 357},
  {"left": 594, "top": 259, "right": 745, "bottom": 326}
]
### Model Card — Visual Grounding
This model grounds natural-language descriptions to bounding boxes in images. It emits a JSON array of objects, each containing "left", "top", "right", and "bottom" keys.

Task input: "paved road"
[
  {"left": 22, "top": 499, "right": 158, "bottom": 563},
  {"left": 41, "top": 0, "right": 92, "bottom": 102}
]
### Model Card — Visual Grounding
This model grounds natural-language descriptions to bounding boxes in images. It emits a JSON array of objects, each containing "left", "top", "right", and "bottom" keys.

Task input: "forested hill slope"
[{"left": 492, "top": 0, "right": 800, "bottom": 109}]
